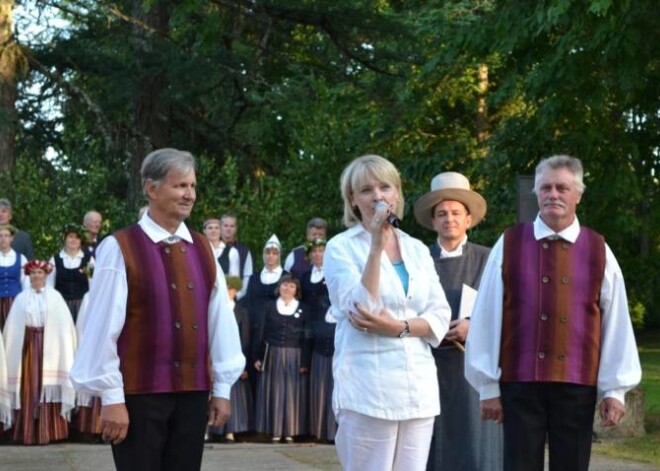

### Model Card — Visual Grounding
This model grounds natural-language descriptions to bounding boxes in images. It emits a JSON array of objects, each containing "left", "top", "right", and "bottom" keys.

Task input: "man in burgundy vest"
[
  {"left": 71, "top": 148, "right": 245, "bottom": 471},
  {"left": 465, "top": 155, "right": 641, "bottom": 471}
]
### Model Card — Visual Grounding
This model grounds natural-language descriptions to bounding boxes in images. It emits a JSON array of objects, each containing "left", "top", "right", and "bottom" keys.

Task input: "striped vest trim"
[
  {"left": 501, "top": 222, "right": 605, "bottom": 386},
  {"left": 115, "top": 225, "right": 216, "bottom": 394}
]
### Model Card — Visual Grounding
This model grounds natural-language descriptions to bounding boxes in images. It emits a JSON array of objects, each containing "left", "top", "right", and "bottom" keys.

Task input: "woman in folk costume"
[
  {"left": 300, "top": 238, "right": 337, "bottom": 442},
  {"left": 242, "top": 234, "right": 287, "bottom": 397},
  {"left": 0, "top": 331, "right": 12, "bottom": 430},
  {"left": 253, "top": 273, "right": 312, "bottom": 443},
  {"left": 209, "top": 275, "right": 252, "bottom": 442},
  {"left": 0, "top": 224, "right": 29, "bottom": 331},
  {"left": 47, "top": 225, "right": 94, "bottom": 322},
  {"left": 71, "top": 279, "right": 102, "bottom": 442},
  {"left": 3, "top": 260, "right": 77, "bottom": 445}
]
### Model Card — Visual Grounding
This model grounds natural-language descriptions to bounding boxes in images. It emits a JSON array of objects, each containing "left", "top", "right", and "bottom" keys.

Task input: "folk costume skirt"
[
  {"left": 255, "top": 346, "right": 308, "bottom": 437},
  {"left": 12, "top": 326, "right": 69, "bottom": 445},
  {"left": 310, "top": 351, "right": 336, "bottom": 441}
]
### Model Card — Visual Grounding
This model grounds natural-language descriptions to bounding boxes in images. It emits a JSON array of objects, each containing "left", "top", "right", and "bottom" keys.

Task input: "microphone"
[{"left": 374, "top": 201, "right": 401, "bottom": 228}]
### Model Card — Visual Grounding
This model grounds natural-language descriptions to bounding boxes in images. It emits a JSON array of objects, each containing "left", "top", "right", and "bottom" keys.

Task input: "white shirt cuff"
[
  {"left": 479, "top": 382, "right": 501, "bottom": 401},
  {"left": 101, "top": 387, "right": 126, "bottom": 405}
]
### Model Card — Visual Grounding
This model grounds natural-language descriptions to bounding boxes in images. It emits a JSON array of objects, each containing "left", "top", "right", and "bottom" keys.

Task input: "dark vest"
[
  {"left": 500, "top": 222, "right": 605, "bottom": 386},
  {"left": 114, "top": 225, "right": 216, "bottom": 395},
  {"left": 217, "top": 241, "right": 250, "bottom": 278},
  {"left": 0, "top": 253, "right": 22, "bottom": 298},
  {"left": 54, "top": 252, "right": 91, "bottom": 301},
  {"left": 289, "top": 246, "right": 310, "bottom": 280}
]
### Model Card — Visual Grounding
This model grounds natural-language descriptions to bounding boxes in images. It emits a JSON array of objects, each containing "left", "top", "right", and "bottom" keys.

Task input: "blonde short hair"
[{"left": 340, "top": 154, "right": 404, "bottom": 228}]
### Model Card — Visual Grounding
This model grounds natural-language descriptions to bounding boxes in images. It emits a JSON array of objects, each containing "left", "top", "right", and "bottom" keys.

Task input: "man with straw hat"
[{"left": 414, "top": 172, "right": 502, "bottom": 471}]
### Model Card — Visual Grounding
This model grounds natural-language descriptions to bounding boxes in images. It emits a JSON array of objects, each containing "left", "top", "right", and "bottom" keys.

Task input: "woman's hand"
[
  {"left": 349, "top": 302, "right": 400, "bottom": 336},
  {"left": 254, "top": 360, "right": 263, "bottom": 372}
]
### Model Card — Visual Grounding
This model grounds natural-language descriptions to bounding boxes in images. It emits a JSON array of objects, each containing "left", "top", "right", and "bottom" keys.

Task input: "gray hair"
[
  {"left": 0, "top": 199, "right": 12, "bottom": 211},
  {"left": 83, "top": 210, "right": 101, "bottom": 224},
  {"left": 340, "top": 154, "right": 404, "bottom": 228},
  {"left": 141, "top": 148, "right": 196, "bottom": 194},
  {"left": 533, "top": 155, "right": 586, "bottom": 195},
  {"left": 306, "top": 217, "right": 328, "bottom": 231}
]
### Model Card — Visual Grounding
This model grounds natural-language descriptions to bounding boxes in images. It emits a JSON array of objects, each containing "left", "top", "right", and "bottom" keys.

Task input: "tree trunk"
[
  {"left": 127, "top": 0, "right": 171, "bottom": 211},
  {"left": 475, "top": 63, "right": 489, "bottom": 144},
  {"left": 0, "top": 0, "right": 17, "bottom": 179}
]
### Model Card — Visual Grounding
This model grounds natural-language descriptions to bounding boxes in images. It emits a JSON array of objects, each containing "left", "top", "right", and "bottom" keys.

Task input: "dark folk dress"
[
  {"left": 253, "top": 300, "right": 312, "bottom": 438},
  {"left": 301, "top": 269, "right": 337, "bottom": 441}
]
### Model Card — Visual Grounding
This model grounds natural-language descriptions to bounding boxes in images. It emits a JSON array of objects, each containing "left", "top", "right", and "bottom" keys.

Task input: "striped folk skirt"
[
  {"left": 65, "top": 298, "right": 83, "bottom": 323},
  {"left": 255, "top": 346, "right": 308, "bottom": 437},
  {"left": 210, "top": 376, "right": 253, "bottom": 435},
  {"left": 0, "top": 296, "right": 14, "bottom": 331},
  {"left": 309, "top": 352, "right": 337, "bottom": 441},
  {"left": 12, "top": 327, "right": 69, "bottom": 445},
  {"left": 73, "top": 396, "right": 102, "bottom": 436}
]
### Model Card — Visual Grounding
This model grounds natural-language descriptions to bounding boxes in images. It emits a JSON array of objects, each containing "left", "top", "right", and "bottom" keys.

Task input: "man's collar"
[
  {"left": 138, "top": 212, "right": 193, "bottom": 243},
  {"left": 533, "top": 214, "right": 580, "bottom": 243}
]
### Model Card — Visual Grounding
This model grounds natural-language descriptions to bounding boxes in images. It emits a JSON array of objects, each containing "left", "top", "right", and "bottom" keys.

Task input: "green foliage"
[{"left": 3, "top": 0, "right": 659, "bottom": 327}]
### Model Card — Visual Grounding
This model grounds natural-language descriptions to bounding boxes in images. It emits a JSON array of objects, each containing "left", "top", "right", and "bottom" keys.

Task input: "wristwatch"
[{"left": 397, "top": 320, "right": 411, "bottom": 338}]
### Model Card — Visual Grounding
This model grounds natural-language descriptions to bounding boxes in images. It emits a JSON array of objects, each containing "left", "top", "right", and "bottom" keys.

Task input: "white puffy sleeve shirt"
[{"left": 324, "top": 224, "right": 451, "bottom": 421}]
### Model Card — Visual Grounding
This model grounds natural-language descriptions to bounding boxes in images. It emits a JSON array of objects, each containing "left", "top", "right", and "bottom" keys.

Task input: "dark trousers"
[
  {"left": 111, "top": 392, "right": 209, "bottom": 471},
  {"left": 500, "top": 382, "right": 597, "bottom": 471}
]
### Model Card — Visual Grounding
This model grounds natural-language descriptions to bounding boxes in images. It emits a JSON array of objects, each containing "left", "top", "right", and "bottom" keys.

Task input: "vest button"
[
  {"left": 180, "top": 246, "right": 187, "bottom": 253},
  {"left": 187, "top": 282, "right": 194, "bottom": 289},
  {"left": 164, "top": 247, "right": 171, "bottom": 254},
  {"left": 542, "top": 242, "right": 549, "bottom": 249},
  {"left": 171, "top": 283, "right": 177, "bottom": 290},
  {"left": 538, "top": 352, "right": 545, "bottom": 359},
  {"left": 174, "top": 361, "right": 180, "bottom": 368},
  {"left": 557, "top": 354, "right": 566, "bottom": 361},
  {"left": 175, "top": 321, "right": 182, "bottom": 329},
  {"left": 542, "top": 276, "right": 549, "bottom": 283},
  {"left": 560, "top": 316, "right": 567, "bottom": 323},
  {"left": 561, "top": 276, "right": 569, "bottom": 284},
  {"left": 562, "top": 242, "right": 570, "bottom": 250},
  {"left": 541, "top": 314, "right": 548, "bottom": 321},
  {"left": 192, "top": 322, "right": 198, "bottom": 330}
]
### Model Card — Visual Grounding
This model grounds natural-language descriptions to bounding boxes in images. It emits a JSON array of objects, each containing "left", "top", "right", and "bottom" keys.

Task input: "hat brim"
[{"left": 414, "top": 189, "right": 487, "bottom": 231}]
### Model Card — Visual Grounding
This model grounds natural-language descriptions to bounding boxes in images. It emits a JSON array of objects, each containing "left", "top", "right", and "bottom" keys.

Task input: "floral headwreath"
[
  {"left": 304, "top": 237, "right": 327, "bottom": 257},
  {"left": 23, "top": 260, "right": 54, "bottom": 275}
]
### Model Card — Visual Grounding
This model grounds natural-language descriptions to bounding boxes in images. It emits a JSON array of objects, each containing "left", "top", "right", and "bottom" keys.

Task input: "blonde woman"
[{"left": 324, "top": 154, "right": 451, "bottom": 471}]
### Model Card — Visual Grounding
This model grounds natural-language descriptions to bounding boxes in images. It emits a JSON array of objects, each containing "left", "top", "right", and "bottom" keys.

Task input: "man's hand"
[
  {"left": 480, "top": 397, "right": 503, "bottom": 424},
  {"left": 101, "top": 403, "right": 129, "bottom": 445},
  {"left": 600, "top": 397, "right": 626, "bottom": 427},
  {"left": 444, "top": 319, "right": 470, "bottom": 343},
  {"left": 208, "top": 397, "right": 231, "bottom": 428}
]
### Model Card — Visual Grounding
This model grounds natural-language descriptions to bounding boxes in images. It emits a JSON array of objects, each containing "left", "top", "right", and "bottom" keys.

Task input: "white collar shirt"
[{"left": 324, "top": 224, "right": 451, "bottom": 421}]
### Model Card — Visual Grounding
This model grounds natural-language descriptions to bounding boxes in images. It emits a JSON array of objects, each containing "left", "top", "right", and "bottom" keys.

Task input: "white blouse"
[{"left": 324, "top": 224, "right": 451, "bottom": 421}]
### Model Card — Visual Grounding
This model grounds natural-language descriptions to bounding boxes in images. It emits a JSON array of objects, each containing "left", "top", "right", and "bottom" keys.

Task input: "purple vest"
[
  {"left": 501, "top": 222, "right": 605, "bottom": 386},
  {"left": 114, "top": 225, "right": 216, "bottom": 395}
]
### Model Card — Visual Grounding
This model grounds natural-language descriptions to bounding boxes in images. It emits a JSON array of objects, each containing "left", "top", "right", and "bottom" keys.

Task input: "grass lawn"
[{"left": 593, "top": 329, "right": 660, "bottom": 466}]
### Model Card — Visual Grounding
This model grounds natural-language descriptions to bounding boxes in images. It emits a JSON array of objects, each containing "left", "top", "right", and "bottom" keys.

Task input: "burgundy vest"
[
  {"left": 114, "top": 225, "right": 216, "bottom": 395},
  {"left": 500, "top": 222, "right": 605, "bottom": 386}
]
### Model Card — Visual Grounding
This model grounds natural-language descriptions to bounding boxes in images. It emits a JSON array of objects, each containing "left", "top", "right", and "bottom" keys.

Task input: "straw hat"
[{"left": 414, "top": 172, "right": 487, "bottom": 231}]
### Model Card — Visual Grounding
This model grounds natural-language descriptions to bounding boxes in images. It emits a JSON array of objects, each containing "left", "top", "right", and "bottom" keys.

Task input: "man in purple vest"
[
  {"left": 284, "top": 217, "right": 328, "bottom": 280},
  {"left": 465, "top": 155, "right": 641, "bottom": 471},
  {"left": 71, "top": 148, "right": 245, "bottom": 471}
]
